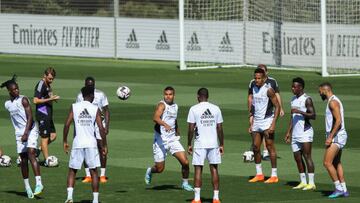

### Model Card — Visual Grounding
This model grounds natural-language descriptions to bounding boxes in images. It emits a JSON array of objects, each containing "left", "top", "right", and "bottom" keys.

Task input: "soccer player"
[
  {"left": 284, "top": 77, "right": 316, "bottom": 190},
  {"left": 144, "top": 86, "right": 194, "bottom": 191},
  {"left": 319, "top": 82, "right": 349, "bottom": 198},
  {"left": 1, "top": 75, "right": 44, "bottom": 199},
  {"left": 248, "top": 68, "right": 280, "bottom": 183},
  {"left": 248, "top": 64, "right": 284, "bottom": 160},
  {"left": 76, "top": 77, "right": 110, "bottom": 183},
  {"left": 187, "top": 88, "right": 224, "bottom": 203},
  {"left": 63, "top": 86, "right": 107, "bottom": 203},
  {"left": 33, "top": 67, "right": 60, "bottom": 166}
]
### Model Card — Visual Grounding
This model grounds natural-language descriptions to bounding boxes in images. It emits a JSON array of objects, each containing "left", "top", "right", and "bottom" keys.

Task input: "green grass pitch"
[{"left": 0, "top": 55, "right": 359, "bottom": 202}]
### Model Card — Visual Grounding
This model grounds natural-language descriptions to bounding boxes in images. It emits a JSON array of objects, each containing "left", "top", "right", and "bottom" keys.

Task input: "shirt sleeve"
[
  {"left": 76, "top": 92, "right": 83, "bottom": 103},
  {"left": 248, "top": 80, "right": 254, "bottom": 95},
  {"left": 187, "top": 108, "right": 196, "bottom": 123},
  {"left": 216, "top": 108, "right": 224, "bottom": 124},
  {"left": 101, "top": 93, "right": 109, "bottom": 107},
  {"left": 271, "top": 79, "right": 280, "bottom": 93},
  {"left": 34, "top": 82, "right": 43, "bottom": 99}
]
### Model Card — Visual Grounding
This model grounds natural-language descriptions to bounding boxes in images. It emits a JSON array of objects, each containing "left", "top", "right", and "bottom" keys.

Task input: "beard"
[{"left": 320, "top": 94, "right": 327, "bottom": 101}]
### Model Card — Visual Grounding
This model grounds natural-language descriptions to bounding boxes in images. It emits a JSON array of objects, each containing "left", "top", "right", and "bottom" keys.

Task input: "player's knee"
[
  {"left": 155, "top": 165, "right": 165, "bottom": 173},
  {"left": 323, "top": 160, "right": 332, "bottom": 168}
]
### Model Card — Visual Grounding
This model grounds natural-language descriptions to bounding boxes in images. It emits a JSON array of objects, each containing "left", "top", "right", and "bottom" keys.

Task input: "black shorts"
[{"left": 36, "top": 114, "right": 56, "bottom": 138}]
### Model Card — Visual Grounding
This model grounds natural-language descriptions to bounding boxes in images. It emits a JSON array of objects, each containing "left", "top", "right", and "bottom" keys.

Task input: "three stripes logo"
[
  {"left": 219, "top": 32, "right": 234, "bottom": 52},
  {"left": 200, "top": 109, "right": 214, "bottom": 119},
  {"left": 125, "top": 29, "right": 140, "bottom": 49},
  {"left": 187, "top": 32, "right": 201, "bottom": 51},
  {"left": 79, "top": 108, "right": 92, "bottom": 119},
  {"left": 156, "top": 30, "right": 170, "bottom": 50}
]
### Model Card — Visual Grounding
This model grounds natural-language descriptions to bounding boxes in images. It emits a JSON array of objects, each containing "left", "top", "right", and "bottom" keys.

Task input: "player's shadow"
[
  {"left": 285, "top": 181, "right": 299, "bottom": 187},
  {"left": 74, "top": 200, "right": 97, "bottom": 203},
  {"left": 186, "top": 198, "right": 213, "bottom": 203},
  {"left": 4, "top": 190, "right": 43, "bottom": 199},
  {"left": 147, "top": 184, "right": 181, "bottom": 191},
  {"left": 317, "top": 190, "right": 334, "bottom": 196},
  {"left": 116, "top": 190, "right": 128, "bottom": 193}
]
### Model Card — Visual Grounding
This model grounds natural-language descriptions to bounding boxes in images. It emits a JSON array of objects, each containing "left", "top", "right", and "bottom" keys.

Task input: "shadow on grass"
[
  {"left": 285, "top": 181, "right": 299, "bottom": 187},
  {"left": 74, "top": 200, "right": 92, "bottom": 203},
  {"left": 186, "top": 198, "right": 214, "bottom": 203},
  {"left": 147, "top": 184, "right": 181, "bottom": 191},
  {"left": 116, "top": 190, "right": 128, "bottom": 193},
  {"left": 4, "top": 190, "right": 43, "bottom": 199},
  {"left": 317, "top": 190, "right": 333, "bottom": 197}
]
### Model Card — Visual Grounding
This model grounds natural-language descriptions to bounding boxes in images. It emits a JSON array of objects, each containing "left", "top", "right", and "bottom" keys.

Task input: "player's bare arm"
[
  {"left": 291, "top": 97, "right": 316, "bottom": 120},
  {"left": 268, "top": 88, "right": 280, "bottom": 134},
  {"left": 33, "top": 95, "right": 60, "bottom": 104},
  {"left": 284, "top": 115, "right": 293, "bottom": 143},
  {"left": 21, "top": 97, "right": 33, "bottom": 142},
  {"left": 275, "top": 92, "right": 285, "bottom": 117},
  {"left": 96, "top": 109, "right": 107, "bottom": 155},
  {"left": 217, "top": 123, "right": 224, "bottom": 155},
  {"left": 187, "top": 123, "right": 195, "bottom": 155},
  {"left": 326, "top": 100, "right": 342, "bottom": 147},
  {"left": 175, "top": 119, "right": 180, "bottom": 136},
  {"left": 103, "top": 105, "right": 110, "bottom": 135},
  {"left": 153, "top": 102, "right": 171, "bottom": 132},
  {"left": 63, "top": 106, "right": 73, "bottom": 154}
]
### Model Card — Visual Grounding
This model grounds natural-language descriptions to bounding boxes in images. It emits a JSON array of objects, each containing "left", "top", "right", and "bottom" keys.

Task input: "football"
[
  {"left": 0, "top": 155, "right": 12, "bottom": 167},
  {"left": 46, "top": 155, "right": 59, "bottom": 167},
  {"left": 243, "top": 151, "right": 254, "bottom": 163},
  {"left": 116, "top": 86, "right": 131, "bottom": 100}
]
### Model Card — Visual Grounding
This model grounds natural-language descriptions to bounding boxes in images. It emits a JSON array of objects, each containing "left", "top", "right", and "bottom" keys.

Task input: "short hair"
[
  {"left": 44, "top": 67, "right": 56, "bottom": 77},
  {"left": 164, "top": 86, "right": 175, "bottom": 93},
  {"left": 319, "top": 82, "right": 332, "bottom": 89},
  {"left": 293, "top": 77, "right": 305, "bottom": 88},
  {"left": 81, "top": 86, "right": 94, "bottom": 98},
  {"left": 254, "top": 68, "right": 266, "bottom": 75},
  {"left": 85, "top": 76, "right": 95, "bottom": 87},
  {"left": 0, "top": 75, "right": 17, "bottom": 90},
  {"left": 257, "top": 64, "right": 268, "bottom": 71},
  {"left": 197, "top": 87, "right": 209, "bottom": 98}
]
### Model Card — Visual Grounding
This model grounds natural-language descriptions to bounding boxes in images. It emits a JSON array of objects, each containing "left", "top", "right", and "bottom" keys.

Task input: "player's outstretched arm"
[
  {"left": 63, "top": 106, "right": 73, "bottom": 154},
  {"left": 22, "top": 97, "right": 33, "bottom": 142}
]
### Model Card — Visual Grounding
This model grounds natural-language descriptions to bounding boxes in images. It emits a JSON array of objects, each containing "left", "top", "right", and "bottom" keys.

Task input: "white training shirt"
[
  {"left": 325, "top": 95, "right": 346, "bottom": 136},
  {"left": 155, "top": 100, "right": 178, "bottom": 142},
  {"left": 291, "top": 93, "right": 313, "bottom": 140},
  {"left": 72, "top": 101, "right": 99, "bottom": 149},
  {"left": 5, "top": 95, "right": 38, "bottom": 138},
  {"left": 252, "top": 83, "right": 274, "bottom": 120},
  {"left": 187, "top": 101, "right": 223, "bottom": 149},
  {"left": 76, "top": 89, "right": 109, "bottom": 112}
]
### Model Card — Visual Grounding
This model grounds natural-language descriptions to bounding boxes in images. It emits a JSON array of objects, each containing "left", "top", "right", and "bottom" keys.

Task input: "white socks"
[
  {"left": 85, "top": 168, "right": 90, "bottom": 177},
  {"left": 341, "top": 182, "right": 347, "bottom": 192},
  {"left": 308, "top": 173, "right": 315, "bottom": 185},
  {"left": 93, "top": 192, "right": 99, "bottom": 203},
  {"left": 182, "top": 178, "right": 189, "bottom": 185},
  {"left": 213, "top": 190, "right": 219, "bottom": 200},
  {"left": 271, "top": 168, "right": 278, "bottom": 177},
  {"left": 334, "top": 180, "right": 343, "bottom": 191},
  {"left": 300, "top": 173, "right": 307, "bottom": 184},
  {"left": 35, "top": 176, "right": 42, "bottom": 186},
  {"left": 100, "top": 168, "right": 106, "bottom": 177},
  {"left": 194, "top": 187, "right": 201, "bottom": 201},
  {"left": 67, "top": 187, "right": 73, "bottom": 200},
  {"left": 24, "top": 178, "right": 31, "bottom": 190},
  {"left": 255, "top": 164, "right": 263, "bottom": 175}
]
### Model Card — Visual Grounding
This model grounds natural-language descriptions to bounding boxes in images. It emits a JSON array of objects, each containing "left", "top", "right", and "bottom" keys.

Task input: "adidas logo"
[
  {"left": 200, "top": 109, "right": 214, "bottom": 119},
  {"left": 125, "top": 29, "right": 140, "bottom": 49},
  {"left": 187, "top": 32, "right": 201, "bottom": 51},
  {"left": 219, "top": 32, "right": 233, "bottom": 52},
  {"left": 156, "top": 30, "right": 170, "bottom": 50},
  {"left": 79, "top": 108, "right": 91, "bottom": 119}
]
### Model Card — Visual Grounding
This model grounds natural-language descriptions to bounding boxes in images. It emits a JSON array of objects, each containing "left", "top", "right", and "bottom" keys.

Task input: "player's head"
[
  {"left": 163, "top": 86, "right": 175, "bottom": 105},
  {"left": 81, "top": 86, "right": 95, "bottom": 103},
  {"left": 292, "top": 77, "right": 305, "bottom": 96},
  {"left": 318, "top": 82, "right": 333, "bottom": 101},
  {"left": 254, "top": 68, "right": 266, "bottom": 87},
  {"left": 257, "top": 64, "right": 268, "bottom": 76},
  {"left": 85, "top": 76, "right": 95, "bottom": 88},
  {"left": 0, "top": 75, "right": 19, "bottom": 98},
  {"left": 197, "top": 87, "right": 209, "bottom": 102},
  {"left": 43, "top": 67, "right": 56, "bottom": 85}
]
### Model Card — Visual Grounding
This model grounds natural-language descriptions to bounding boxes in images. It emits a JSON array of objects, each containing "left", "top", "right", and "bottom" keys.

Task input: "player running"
[
  {"left": 285, "top": 77, "right": 316, "bottom": 190},
  {"left": 248, "top": 68, "right": 280, "bottom": 183},
  {"left": 319, "top": 82, "right": 349, "bottom": 198},
  {"left": 144, "top": 86, "right": 194, "bottom": 191},
  {"left": 76, "top": 77, "right": 110, "bottom": 183},
  {"left": 1, "top": 75, "right": 44, "bottom": 199},
  {"left": 187, "top": 88, "right": 224, "bottom": 203}
]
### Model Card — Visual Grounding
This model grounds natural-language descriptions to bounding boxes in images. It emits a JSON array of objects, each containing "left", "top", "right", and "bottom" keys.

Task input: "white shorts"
[
  {"left": 153, "top": 139, "right": 185, "bottom": 163},
  {"left": 192, "top": 148, "right": 221, "bottom": 166},
  {"left": 291, "top": 129, "right": 314, "bottom": 152},
  {"left": 95, "top": 120, "right": 106, "bottom": 140},
  {"left": 69, "top": 148, "right": 100, "bottom": 170},
  {"left": 252, "top": 117, "right": 273, "bottom": 132},
  {"left": 330, "top": 132, "right": 347, "bottom": 149},
  {"left": 16, "top": 131, "right": 39, "bottom": 154}
]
